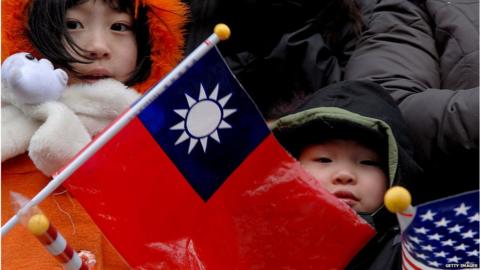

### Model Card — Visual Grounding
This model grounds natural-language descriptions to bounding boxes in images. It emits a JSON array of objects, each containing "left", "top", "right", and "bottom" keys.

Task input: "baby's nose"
[{"left": 333, "top": 170, "right": 356, "bottom": 185}]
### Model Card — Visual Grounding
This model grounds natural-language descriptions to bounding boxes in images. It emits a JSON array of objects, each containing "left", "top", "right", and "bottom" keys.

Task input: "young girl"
[{"left": 1, "top": 0, "right": 187, "bottom": 268}]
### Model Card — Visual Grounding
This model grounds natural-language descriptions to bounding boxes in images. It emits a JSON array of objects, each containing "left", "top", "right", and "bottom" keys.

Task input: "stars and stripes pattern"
[{"left": 401, "top": 190, "right": 479, "bottom": 270}]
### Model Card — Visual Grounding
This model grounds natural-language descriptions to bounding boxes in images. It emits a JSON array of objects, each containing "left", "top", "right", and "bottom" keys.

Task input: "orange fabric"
[
  {"left": 133, "top": 0, "right": 188, "bottom": 93},
  {"left": 1, "top": 0, "right": 37, "bottom": 60},
  {"left": 1, "top": 154, "right": 130, "bottom": 269}
]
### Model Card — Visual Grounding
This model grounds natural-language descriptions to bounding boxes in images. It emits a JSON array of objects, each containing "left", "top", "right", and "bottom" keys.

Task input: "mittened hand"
[{"left": 1, "top": 52, "right": 68, "bottom": 104}]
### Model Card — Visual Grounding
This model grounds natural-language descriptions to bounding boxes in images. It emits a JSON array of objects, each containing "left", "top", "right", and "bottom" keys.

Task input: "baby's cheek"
[
  {"left": 315, "top": 179, "right": 334, "bottom": 194},
  {"left": 364, "top": 192, "right": 385, "bottom": 213}
]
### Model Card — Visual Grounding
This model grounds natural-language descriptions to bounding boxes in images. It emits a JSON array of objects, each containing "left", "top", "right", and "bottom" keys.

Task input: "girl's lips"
[
  {"left": 79, "top": 75, "right": 111, "bottom": 84},
  {"left": 80, "top": 68, "right": 113, "bottom": 83}
]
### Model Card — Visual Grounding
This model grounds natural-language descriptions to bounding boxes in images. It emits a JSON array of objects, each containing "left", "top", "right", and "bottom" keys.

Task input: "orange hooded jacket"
[{"left": 1, "top": 0, "right": 187, "bottom": 268}]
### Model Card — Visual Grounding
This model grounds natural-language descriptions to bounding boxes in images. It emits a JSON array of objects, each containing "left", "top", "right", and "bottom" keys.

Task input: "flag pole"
[
  {"left": 10, "top": 192, "right": 93, "bottom": 269},
  {"left": 1, "top": 24, "right": 232, "bottom": 237}
]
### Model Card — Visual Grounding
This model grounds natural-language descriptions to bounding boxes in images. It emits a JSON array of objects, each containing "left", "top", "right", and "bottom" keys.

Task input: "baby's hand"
[{"left": 2, "top": 52, "right": 68, "bottom": 104}]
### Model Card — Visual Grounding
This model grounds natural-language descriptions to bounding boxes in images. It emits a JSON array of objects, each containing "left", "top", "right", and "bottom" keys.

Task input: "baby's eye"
[
  {"left": 360, "top": 160, "right": 382, "bottom": 167},
  {"left": 111, "top": 23, "right": 132, "bottom": 32},
  {"left": 65, "top": 20, "right": 83, "bottom": 30},
  {"left": 314, "top": 157, "right": 332, "bottom": 163}
]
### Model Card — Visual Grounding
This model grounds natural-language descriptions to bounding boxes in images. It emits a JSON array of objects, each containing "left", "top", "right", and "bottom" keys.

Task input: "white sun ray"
[
  {"left": 200, "top": 137, "right": 208, "bottom": 152},
  {"left": 170, "top": 83, "right": 236, "bottom": 154},
  {"left": 218, "top": 93, "right": 232, "bottom": 107},
  {"left": 223, "top": 109, "right": 236, "bottom": 118},
  {"left": 185, "top": 93, "right": 196, "bottom": 107},
  {"left": 174, "top": 109, "right": 188, "bottom": 118},
  {"left": 188, "top": 138, "right": 198, "bottom": 154},
  {"left": 174, "top": 131, "right": 189, "bottom": 145},
  {"left": 209, "top": 84, "right": 219, "bottom": 100},
  {"left": 210, "top": 130, "right": 220, "bottom": 143},
  {"left": 170, "top": 121, "right": 185, "bottom": 130},
  {"left": 218, "top": 120, "right": 231, "bottom": 129},
  {"left": 199, "top": 85, "right": 207, "bottom": 100}
]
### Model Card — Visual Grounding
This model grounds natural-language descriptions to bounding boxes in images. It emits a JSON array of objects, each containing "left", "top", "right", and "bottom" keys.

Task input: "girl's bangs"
[{"left": 67, "top": 0, "right": 134, "bottom": 14}]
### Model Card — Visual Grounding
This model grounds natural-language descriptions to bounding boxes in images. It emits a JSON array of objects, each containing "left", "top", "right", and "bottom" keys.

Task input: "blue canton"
[{"left": 138, "top": 48, "right": 270, "bottom": 201}]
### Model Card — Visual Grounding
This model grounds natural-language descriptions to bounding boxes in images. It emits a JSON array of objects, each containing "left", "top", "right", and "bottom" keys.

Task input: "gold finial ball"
[
  {"left": 27, "top": 214, "right": 50, "bottom": 236},
  {"left": 214, "top": 23, "right": 231, "bottom": 40},
  {"left": 384, "top": 186, "right": 411, "bottom": 213}
]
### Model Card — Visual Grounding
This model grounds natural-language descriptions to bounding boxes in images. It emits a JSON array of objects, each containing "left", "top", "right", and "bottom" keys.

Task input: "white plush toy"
[
  {"left": 1, "top": 52, "right": 140, "bottom": 176},
  {"left": 2, "top": 52, "right": 68, "bottom": 104}
]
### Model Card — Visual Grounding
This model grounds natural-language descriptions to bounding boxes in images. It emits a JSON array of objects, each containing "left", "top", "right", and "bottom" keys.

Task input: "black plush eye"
[{"left": 25, "top": 54, "right": 35, "bottom": 60}]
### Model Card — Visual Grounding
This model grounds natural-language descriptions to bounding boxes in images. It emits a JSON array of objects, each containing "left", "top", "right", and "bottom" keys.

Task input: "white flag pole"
[{"left": 2, "top": 24, "right": 231, "bottom": 237}]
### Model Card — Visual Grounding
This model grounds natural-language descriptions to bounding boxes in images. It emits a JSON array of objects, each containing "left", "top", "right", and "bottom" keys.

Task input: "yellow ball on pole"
[
  {"left": 27, "top": 214, "right": 50, "bottom": 236},
  {"left": 214, "top": 23, "right": 231, "bottom": 41},
  {"left": 384, "top": 186, "right": 411, "bottom": 213}
]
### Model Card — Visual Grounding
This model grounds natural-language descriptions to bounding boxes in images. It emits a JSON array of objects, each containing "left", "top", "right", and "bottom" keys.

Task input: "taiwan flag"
[{"left": 64, "top": 47, "right": 375, "bottom": 269}]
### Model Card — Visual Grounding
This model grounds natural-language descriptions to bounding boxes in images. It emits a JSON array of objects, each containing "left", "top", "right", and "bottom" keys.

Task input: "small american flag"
[{"left": 400, "top": 190, "right": 479, "bottom": 270}]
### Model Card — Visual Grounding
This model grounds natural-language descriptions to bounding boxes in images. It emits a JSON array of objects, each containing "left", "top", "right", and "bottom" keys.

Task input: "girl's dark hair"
[{"left": 27, "top": 0, "right": 152, "bottom": 86}]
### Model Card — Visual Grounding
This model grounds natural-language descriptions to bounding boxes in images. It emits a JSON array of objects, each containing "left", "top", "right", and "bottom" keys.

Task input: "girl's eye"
[
  {"left": 314, "top": 157, "right": 332, "bottom": 163},
  {"left": 111, "top": 23, "right": 132, "bottom": 32},
  {"left": 360, "top": 160, "right": 382, "bottom": 167},
  {"left": 65, "top": 20, "right": 83, "bottom": 30}
]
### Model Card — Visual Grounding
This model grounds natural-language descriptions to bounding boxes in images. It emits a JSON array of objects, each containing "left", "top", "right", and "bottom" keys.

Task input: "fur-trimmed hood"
[{"left": 1, "top": 0, "right": 188, "bottom": 93}]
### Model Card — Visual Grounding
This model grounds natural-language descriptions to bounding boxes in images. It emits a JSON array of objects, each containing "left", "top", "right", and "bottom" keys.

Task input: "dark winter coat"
[
  {"left": 272, "top": 80, "right": 424, "bottom": 270},
  {"left": 345, "top": 0, "right": 479, "bottom": 200},
  {"left": 183, "top": 0, "right": 361, "bottom": 119}
]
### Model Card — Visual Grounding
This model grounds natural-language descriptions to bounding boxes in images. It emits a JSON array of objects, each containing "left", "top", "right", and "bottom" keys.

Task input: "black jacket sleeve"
[{"left": 345, "top": 0, "right": 479, "bottom": 187}]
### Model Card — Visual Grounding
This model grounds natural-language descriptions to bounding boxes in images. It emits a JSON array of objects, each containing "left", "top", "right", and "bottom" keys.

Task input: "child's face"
[
  {"left": 65, "top": 0, "right": 137, "bottom": 84},
  {"left": 299, "top": 139, "right": 387, "bottom": 213}
]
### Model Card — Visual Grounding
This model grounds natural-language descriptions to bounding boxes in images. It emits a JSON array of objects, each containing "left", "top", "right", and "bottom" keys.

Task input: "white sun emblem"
[{"left": 170, "top": 84, "right": 237, "bottom": 154}]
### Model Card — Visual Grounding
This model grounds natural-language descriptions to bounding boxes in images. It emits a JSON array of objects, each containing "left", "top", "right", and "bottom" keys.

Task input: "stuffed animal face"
[{"left": 2, "top": 52, "right": 68, "bottom": 104}]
